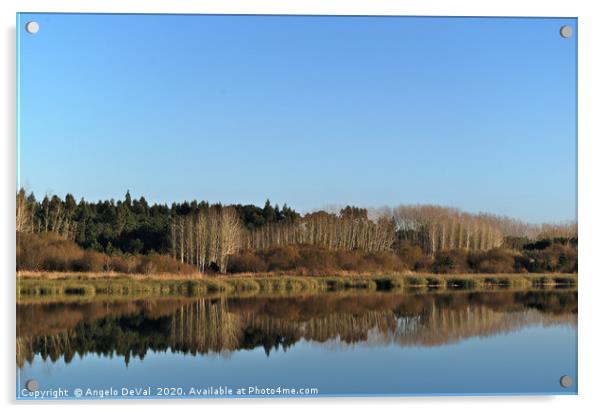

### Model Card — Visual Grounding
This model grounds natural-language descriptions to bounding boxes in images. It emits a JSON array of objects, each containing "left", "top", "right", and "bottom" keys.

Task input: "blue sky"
[{"left": 17, "top": 14, "right": 576, "bottom": 223}]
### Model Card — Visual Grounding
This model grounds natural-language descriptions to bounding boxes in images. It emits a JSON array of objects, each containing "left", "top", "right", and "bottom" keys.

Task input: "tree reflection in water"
[{"left": 17, "top": 291, "right": 577, "bottom": 367}]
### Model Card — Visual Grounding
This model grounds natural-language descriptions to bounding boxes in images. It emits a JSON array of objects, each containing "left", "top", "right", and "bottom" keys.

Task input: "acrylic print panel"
[{"left": 16, "top": 14, "right": 577, "bottom": 399}]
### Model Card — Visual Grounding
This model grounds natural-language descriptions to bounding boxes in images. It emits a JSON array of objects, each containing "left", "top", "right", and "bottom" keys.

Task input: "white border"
[{"left": 2, "top": 1, "right": 601, "bottom": 412}]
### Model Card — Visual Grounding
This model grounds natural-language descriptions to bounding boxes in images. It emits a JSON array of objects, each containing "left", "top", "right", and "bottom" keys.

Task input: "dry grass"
[
  {"left": 16, "top": 270, "right": 577, "bottom": 280},
  {"left": 17, "top": 270, "right": 207, "bottom": 280},
  {"left": 16, "top": 271, "right": 577, "bottom": 303}
]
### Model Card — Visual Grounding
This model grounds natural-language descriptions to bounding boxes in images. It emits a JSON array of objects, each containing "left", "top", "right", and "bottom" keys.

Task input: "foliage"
[
  {"left": 16, "top": 189, "right": 577, "bottom": 275},
  {"left": 432, "top": 249, "right": 470, "bottom": 274},
  {"left": 17, "top": 232, "right": 195, "bottom": 274}
]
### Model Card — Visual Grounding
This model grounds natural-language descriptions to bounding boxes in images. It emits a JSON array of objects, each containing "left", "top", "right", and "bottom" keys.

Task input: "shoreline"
[
  {"left": 17, "top": 271, "right": 578, "bottom": 301},
  {"left": 16, "top": 270, "right": 579, "bottom": 279}
]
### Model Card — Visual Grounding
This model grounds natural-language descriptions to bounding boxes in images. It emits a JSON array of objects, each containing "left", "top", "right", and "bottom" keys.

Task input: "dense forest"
[{"left": 16, "top": 189, "right": 578, "bottom": 275}]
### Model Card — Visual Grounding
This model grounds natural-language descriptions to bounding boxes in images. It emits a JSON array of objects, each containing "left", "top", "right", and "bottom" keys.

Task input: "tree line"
[
  {"left": 16, "top": 189, "right": 577, "bottom": 274},
  {"left": 242, "top": 208, "right": 396, "bottom": 252}
]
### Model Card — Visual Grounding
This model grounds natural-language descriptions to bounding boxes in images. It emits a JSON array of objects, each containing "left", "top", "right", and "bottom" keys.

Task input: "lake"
[{"left": 16, "top": 289, "right": 577, "bottom": 399}]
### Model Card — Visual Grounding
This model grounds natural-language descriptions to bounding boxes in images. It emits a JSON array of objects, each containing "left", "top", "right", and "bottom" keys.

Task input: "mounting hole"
[
  {"left": 25, "top": 21, "right": 39, "bottom": 34},
  {"left": 25, "top": 379, "right": 38, "bottom": 392},
  {"left": 559, "top": 375, "right": 573, "bottom": 388},
  {"left": 559, "top": 25, "right": 572, "bottom": 38}
]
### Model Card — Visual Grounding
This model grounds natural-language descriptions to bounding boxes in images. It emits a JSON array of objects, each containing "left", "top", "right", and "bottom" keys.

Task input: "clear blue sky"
[{"left": 17, "top": 14, "right": 577, "bottom": 223}]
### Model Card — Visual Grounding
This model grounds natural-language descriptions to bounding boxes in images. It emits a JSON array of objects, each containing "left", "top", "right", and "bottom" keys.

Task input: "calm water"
[{"left": 17, "top": 290, "right": 577, "bottom": 399}]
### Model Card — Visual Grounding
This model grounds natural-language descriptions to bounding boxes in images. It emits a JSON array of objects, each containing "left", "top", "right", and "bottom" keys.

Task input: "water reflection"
[{"left": 17, "top": 291, "right": 576, "bottom": 368}]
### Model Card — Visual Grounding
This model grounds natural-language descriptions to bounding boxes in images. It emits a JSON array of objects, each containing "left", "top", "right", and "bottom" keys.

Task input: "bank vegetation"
[{"left": 16, "top": 189, "right": 577, "bottom": 277}]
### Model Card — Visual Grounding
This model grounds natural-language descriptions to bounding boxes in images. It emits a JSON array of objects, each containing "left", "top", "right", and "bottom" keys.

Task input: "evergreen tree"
[{"left": 262, "top": 199, "right": 275, "bottom": 223}]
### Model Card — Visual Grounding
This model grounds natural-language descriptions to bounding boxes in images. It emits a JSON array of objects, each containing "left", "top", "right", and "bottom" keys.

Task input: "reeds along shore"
[{"left": 16, "top": 272, "right": 578, "bottom": 300}]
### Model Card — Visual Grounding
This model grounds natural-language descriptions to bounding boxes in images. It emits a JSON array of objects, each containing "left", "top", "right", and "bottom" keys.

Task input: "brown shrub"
[
  {"left": 415, "top": 255, "right": 434, "bottom": 272},
  {"left": 519, "top": 243, "right": 578, "bottom": 273},
  {"left": 239, "top": 245, "right": 407, "bottom": 274},
  {"left": 335, "top": 251, "right": 362, "bottom": 271},
  {"left": 229, "top": 251, "right": 267, "bottom": 273},
  {"left": 362, "top": 251, "right": 404, "bottom": 272},
  {"left": 136, "top": 254, "right": 195, "bottom": 275},
  {"left": 262, "top": 246, "right": 300, "bottom": 271},
  {"left": 468, "top": 249, "right": 516, "bottom": 273},
  {"left": 73, "top": 250, "right": 105, "bottom": 272},
  {"left": 397, "top": 240, "right": 424, "bottom": 270},
  {"left": 432, "top": 249, "right": 470, "bottom": 274},
  {"left": 17, "top": 232, "right": 195, "bottom": 275},
  {"left": 297, "top": 246, "right": 336, "bottom": 271},
  {"left": 136, "top": 256, "right": 156, "bottom": 275},
  {"left": 17, "top": 232, "right": 83, "bottom": 271},
  {"left": 543, "top": 244, "right": 578, "bottom": 272},
  {"left": 110, "top": 255, "right": 139, "bottom": 274}
]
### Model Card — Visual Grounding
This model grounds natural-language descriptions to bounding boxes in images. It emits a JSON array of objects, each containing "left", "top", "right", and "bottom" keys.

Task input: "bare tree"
[
  {"left": 170, "top": 206, "right": 243, "bottom": 274},
  {"left": 219, "top": 207, "right": 242, "bottom": 273},
  {"left": 16, "top": 189, "right": 32, "bottom": 233}
]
